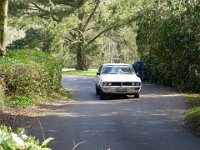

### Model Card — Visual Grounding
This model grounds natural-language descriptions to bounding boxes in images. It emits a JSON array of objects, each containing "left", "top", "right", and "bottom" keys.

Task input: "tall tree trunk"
[
  {"left": 76, "top": 43, "right": 88, "bottom": 70},
  {"left": 75, "top": 12, "right": 88, "bottom": 70},
  {"left": 0, "top": 0, "right": 8, "bottom": 56}
]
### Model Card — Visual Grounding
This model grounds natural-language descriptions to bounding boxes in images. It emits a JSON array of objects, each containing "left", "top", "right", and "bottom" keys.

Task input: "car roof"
[{"left": 102, "top": 63, "right": 131, "bottom": 66}]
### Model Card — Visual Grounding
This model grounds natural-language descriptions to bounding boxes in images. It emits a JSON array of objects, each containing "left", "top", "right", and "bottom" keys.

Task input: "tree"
[
  {"left": 64, "top": 0, "right": 138, "bottom": 70},
  {"left": 8, "top": 0, "right": 139, "bottom": 69},
  {"left": 0, "top": 0, "right": 8, "bottom": 56},
  {"left": 8, "top": 0, "right": 84, "bottom": 53}
]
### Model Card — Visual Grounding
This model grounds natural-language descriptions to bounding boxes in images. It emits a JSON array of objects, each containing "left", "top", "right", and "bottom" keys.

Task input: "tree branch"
[
  {"left": 31, "top": 2, "right": 61, "bottom": 22},
  {"left": 52, "top": 15, "right": 61, "bottom": 22},
  {"left": 64, "top": 37, "right": 73, "bottom": 42},
  {"left": 30, "top": 2, "right": 46, "bottom": 12},
  {"left": 86, "top": 27, "right": 95, "bottom": 31},
  {"left": 88, "top": 16, "right": 137, "bottom": 44},
  {"left": 82, "top": 0, "right": 100, "bottom": 32}
]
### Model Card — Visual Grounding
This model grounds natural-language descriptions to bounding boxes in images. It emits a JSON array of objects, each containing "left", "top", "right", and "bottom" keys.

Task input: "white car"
[{"left": 95, "top": 63, "right": 142, "bottom": 100}]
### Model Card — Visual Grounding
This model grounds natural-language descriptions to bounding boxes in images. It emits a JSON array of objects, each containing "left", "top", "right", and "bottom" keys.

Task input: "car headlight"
[
  {"left": 103, "top": 82, "right": 112, "bottom": 86},
  {"left": 132, "top": 82, "right": 141, "bottom": 86},
  {"left": 103, "top": 82, "right": 107, "bottom": 86}
]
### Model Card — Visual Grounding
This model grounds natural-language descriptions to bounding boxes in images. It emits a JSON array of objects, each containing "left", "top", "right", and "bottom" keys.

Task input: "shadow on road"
[{"left": 27, "top": 75, "right": 200, "bottom": 150}]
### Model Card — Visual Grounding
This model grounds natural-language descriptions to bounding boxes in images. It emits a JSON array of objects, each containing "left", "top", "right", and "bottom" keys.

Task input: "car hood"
[{"left": 100, "top": 74, "right": 141, "bottom": 82}]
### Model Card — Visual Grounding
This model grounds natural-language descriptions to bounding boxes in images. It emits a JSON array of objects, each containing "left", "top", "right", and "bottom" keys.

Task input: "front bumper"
[{"left": 101, "top": 86, "right": 141, "bottom": 94}]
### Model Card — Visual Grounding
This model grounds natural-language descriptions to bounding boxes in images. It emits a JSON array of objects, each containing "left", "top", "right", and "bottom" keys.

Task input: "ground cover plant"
[
  {"left": 184, "top": 93, "right": 200, "bottom": 135},
  {"left": 0, "top": 125, "right": 53, "bottom": 150}
]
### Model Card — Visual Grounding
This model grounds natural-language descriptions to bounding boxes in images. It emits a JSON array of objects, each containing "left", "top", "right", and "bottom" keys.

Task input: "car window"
[{"left": 102, "top": 65, "right": 133, "bottom": 74}]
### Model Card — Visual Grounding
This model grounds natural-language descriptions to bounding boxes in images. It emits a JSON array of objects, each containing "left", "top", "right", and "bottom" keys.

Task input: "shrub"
[
  {"left": 136, "top": 0, "right": 200, "bottom": 92},
  {"left": 7, "top": 96, "right": 33, "bottom": 107},
  {"left": 0, "top": 50, "right": 62, "bottom": 102},
  {"left": 0, "top": 125, "right": 53, "bottom": 150},
  {"left": 184, "top": 107, "right": 200, "bottom": 134},
  {"left": 184, "top": 93, "right": 200, "bottom": 108},
  {"left": 184, "top": 93, "right": 200, "bottom": 135}
]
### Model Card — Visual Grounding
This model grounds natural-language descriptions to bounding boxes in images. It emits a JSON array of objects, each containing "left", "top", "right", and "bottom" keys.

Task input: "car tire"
[
  {"left": 100, "top": 90, "right": 106, "bottom": 100},
  {"left": 96, "top": 85, "right": 100, "bottom": 95},
  {"left": 134, "top": 93, "right": 139, "bottom": 98}
]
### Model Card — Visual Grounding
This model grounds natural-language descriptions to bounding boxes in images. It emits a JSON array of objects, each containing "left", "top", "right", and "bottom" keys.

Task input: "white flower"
[
  {"left": 22, "top": 134, "right": 28, "bottom": 140},
  {"left": 11, "top": 133, "right": 25, "bottom": 147}
]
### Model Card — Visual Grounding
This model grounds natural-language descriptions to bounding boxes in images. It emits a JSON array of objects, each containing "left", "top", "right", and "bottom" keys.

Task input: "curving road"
[{"left": 28, "top": 75, "right": 200, "bottom": 150}]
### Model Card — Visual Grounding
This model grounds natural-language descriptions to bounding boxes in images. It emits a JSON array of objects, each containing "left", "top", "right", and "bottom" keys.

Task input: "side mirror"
[{"left": 96, "top": 72, "right": 100, "bottom": 75}]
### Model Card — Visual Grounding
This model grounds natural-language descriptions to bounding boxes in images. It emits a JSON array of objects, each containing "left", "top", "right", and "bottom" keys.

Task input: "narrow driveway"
[{"left": 28, "top": 75, "right": 200, "bottom": 150}]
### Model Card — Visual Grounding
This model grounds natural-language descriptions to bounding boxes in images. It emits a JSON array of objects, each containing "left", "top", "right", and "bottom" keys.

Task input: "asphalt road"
[{"left": 28, "top": 75, "right": 200, "bottom": 150}]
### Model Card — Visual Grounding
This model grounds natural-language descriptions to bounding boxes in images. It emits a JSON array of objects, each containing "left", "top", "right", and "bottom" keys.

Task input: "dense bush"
[
  {"left": 184, "top": 107, "right": 200, "bottom": 134},
  {"left": 136, "top": 0, "right": 200, "bottom": 92},
  {"left": 0, "top": 125, "right": 53, "bottom": 150},
  {"left": 0, "top": 50, "right": 62, "bottom": 102},
  {"left": 184, "top": 93, "right": 200, "bottom": 134}
]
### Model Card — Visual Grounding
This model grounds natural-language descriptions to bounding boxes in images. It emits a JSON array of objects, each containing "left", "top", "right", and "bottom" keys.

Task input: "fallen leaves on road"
[{"left": 0, "top": 100, "right": 67, "bottom": 129}]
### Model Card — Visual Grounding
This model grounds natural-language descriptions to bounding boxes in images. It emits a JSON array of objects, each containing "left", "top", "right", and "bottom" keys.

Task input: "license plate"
[{"left": 116, "top": 88, "right": 127, "bottom": 92}]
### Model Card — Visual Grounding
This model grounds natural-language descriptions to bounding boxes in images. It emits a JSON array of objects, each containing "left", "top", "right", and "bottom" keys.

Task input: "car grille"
[
  {"left": 123, "top": 82, "right": 133, "bottom": 86},
  {"left": 103, "top": 82, "right": 140, "bottom": 86},
  {"left": 111, "top": 82, "right": 121, "bottom": 86},
  {"left": 110, "top": 82, "right": 133, "bottom": 86}
]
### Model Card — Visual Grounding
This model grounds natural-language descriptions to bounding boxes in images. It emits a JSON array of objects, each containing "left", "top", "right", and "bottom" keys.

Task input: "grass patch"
[
  {"left": 184, "top": 93, "right": 200, "bottom": 108},
  {"left": 62, "top": 69, "right": 97, "bottom": 77},
  {"left": 6, "top": 96, "right": 34, "bottom": 108},
  {"left": 184, "top": 93, "right": 200, "bottom": 135},
  {"left": 2, "top": 87, "right": 70, "bottom": 109}
]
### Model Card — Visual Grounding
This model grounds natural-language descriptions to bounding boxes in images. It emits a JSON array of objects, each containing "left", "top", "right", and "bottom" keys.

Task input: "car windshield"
[{"left": 101, "top": 65, "right": 133, "bottom": 74}]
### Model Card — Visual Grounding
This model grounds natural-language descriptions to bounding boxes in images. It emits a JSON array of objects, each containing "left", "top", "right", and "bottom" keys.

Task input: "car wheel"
[
  {"left": 134, "top": 93, "right": 139, "bottom": 98},
  {"left": 96, "top": 85, "right": 100, "bottom": 95},
  {"left": 100, "top": 90, "right": 106, "bottom": 100}
]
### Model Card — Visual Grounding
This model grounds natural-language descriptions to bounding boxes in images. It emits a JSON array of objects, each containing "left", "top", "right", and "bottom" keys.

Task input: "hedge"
[
  {"left": 136, "top": 0, "right": 200, "bottom": 92},
  {"left": 0, "top": 50, "right": 62, "bottom": 102}
]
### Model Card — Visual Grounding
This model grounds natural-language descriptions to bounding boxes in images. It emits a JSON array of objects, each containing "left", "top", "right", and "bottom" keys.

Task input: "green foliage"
[
  {"left": 0, "top": 73, "right": 5, "bottom": 107},
  {"left": 8, "top": 0, "right": 81, "bottom": 54},
  {"left": 184, "top": 93, "right": 200, "bottom": 109},
  {"left": 0, "top": 125, "right": 53, "bottom": 150},
  {"left": 64, "top": 0, "right": 139, "bottom": 69},
  {"left": 183, "top": 93, "right": 200, "bottom": 135},
  {"left": 0, "top": 50, "right": 62, "bottom": 101},
  {"left": 7, "top": 95, "right": 33, "bottom": 107},
  {"left": 7, "top": 28, "right": 45, "bottom": 50},
  {"left": 8, "top": 0, "right": 140, "bottom": 69},
  {"left": 0, "top": 88, "right": 5, "bottom": 106},
  {"left": 136, "top": 0, "right": 200, "bottom": 92},
  {"left": 184, "top": 107, "right": 200, "bottom": 134}
]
